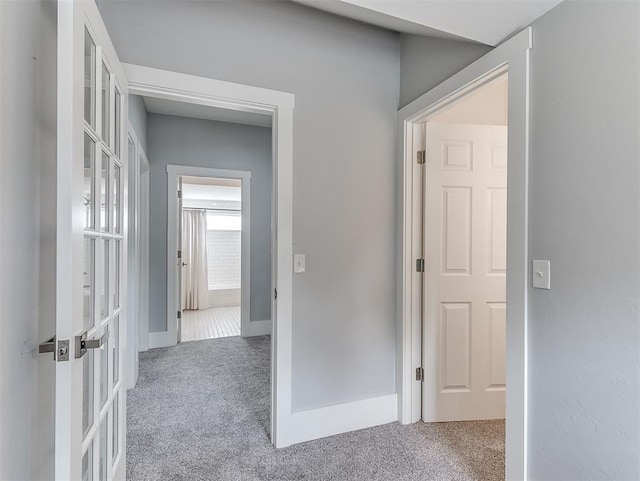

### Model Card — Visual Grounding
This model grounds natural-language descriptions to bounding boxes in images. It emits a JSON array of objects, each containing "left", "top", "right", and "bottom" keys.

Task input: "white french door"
[
  {"left": 422, "top": 122, "right": 507, "bottom": 422},
  {"left": 56, "top": 1, "right": 128, "bottom": 479}
]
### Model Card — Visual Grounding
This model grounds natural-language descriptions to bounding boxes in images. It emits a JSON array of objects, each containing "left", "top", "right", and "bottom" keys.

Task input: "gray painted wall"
[
  {"left": 147, "top": 114, "right": 272, "bottom": 326},
  {"left": 527, "top": 2, "right": 640, "bottom": 479},
  {"left": 99, "top": 0, "right": 400, "bottom": 411},
  {"left": 399, "top": 34, "right": 491, "bottom": 108},
  {"left": 0, "top": 1, "right": 57, "bottom": 479},
  {"left": 128, "top": 94, "right": 148, "bottom": 152}
]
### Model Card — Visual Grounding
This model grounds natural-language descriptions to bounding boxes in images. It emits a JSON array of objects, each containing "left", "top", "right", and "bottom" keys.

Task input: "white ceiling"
[
  {"left": 143, "top": 96, "right": 272, "bottom": 128},
  {"left": 294, "top": 0, "right": 563, "bottom": 46}
]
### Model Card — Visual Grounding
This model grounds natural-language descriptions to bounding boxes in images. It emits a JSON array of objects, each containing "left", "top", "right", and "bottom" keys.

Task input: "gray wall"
[
  {"left": 128, "top": 94, "right": 148, "bottom": 152},
  {"left": 399, "top": 34, "right": 491, "bottom": 108},
  {"left": 527, "top": 2, "right": 640, "bottom": 479},
  {"left": 0, "top": 1, "right": 57, "bottom": 479},
  {"left": 99, "top": 0, "right": 400, "bottom": 411},
  {"left": 147, "top": 114, "right": 272, "bottom": 326}
]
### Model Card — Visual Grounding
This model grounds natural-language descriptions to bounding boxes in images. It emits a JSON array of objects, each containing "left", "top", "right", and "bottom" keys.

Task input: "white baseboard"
[
  {"left": 207, "top": 287, "right": 241, "bottom": 307},
  {"left": 148, "top": 318, "right": 272, "bottom": 347},
  {"left": 243, "top": 319, "right": 272, "bottom": 337},
  {"left": 283, "top": 394, "right": 398, "bottom": 447},
  {"left": 148, "top": 330, "right": 175, "bottom": 349}
]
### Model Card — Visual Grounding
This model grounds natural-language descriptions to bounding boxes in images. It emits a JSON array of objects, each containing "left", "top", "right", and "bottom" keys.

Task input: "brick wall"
[{"left": 206, "top": 229, "right": 241, "bottom": 289}]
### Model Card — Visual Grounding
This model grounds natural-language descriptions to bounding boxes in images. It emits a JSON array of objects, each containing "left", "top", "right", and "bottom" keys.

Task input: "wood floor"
[{"left": 181, "top": 306, "right": 240, "bottom": 342}]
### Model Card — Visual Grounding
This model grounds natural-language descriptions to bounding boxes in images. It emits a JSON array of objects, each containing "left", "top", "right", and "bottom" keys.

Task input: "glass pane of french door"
[
  {"left": 84, "top": 29, "right": 96, "bottom": 127},
  {"left": 82, "top": 443, "right": 93, "bottom": 481},
  {"left": 101, "top": 62, "right": 110, "bottom": 144},
  {"left": 81, "top": 23, "right": 125, "bottom": 481}
]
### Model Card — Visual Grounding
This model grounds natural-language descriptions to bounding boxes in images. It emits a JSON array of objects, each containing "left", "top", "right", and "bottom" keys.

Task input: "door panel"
[
  {"left": 57, "top": 1, "right": 127, "bottom": 479},
  {"left": 442, "top": 187, "right": 472, "bottom": 274},
  {"left": 488, "top": 303, "right": 506, "bottom": 389},
  {"left": 488, "top": 189, "right": 507, "bottom": 273},
  {"left": 423, "top": 122, "right": 507, "bottom": 422},
  {"left": 441, "top": 302, "right": 471, "bottom": 391}
]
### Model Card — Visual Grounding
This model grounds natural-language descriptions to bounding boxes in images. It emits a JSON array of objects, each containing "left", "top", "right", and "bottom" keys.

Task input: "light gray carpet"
[{"left": 127, "top": 336, "right": 504, "bottom": 481}]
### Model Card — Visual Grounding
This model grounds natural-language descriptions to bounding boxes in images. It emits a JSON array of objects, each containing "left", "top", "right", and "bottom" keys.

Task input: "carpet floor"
[{"left": 127, "top": 336, "right": 505, "bottom": 481}]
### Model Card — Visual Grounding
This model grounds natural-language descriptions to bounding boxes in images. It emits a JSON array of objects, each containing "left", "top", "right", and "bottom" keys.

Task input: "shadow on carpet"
[{"left": 127, "top": 335, "right": 504, "bottom": 481}]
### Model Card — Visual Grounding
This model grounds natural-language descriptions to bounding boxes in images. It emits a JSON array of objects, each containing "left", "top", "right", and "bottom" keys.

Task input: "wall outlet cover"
[
  {"left": 294, "top": 254, "right": 305, "bottom": 273},
  {"left": 532, "top": 260, "right": 551, "bottom": 289}
]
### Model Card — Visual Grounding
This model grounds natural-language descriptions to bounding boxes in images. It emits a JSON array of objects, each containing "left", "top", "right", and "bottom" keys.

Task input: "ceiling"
[
  {"left": 294, "top": 0, "right": 563, "bottom": 46},
  {"left": 143, "top": 96, "right": 272, "bottom": 128}
]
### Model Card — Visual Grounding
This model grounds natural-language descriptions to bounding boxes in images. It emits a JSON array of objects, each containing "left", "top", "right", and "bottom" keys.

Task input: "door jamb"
[
  {"left": 398, "top": 27, "right": 532, "bottom": 480},
  {"left": 124, "top": 63, "right": 294, "bottom": 448},
  {"left": 166, "top": 166, "right": 251, "bottom": 340}
]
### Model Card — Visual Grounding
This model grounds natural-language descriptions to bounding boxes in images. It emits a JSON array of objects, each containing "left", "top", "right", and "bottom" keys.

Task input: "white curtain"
[{"left": 181, "top": 209, "right": 210, "bottom": 310}]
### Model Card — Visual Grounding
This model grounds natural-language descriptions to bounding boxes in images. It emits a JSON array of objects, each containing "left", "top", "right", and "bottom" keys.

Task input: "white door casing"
[
  {"left": 423, "top": 122, "right": 507, "bottom": 422},
  {"left": 125, "top": 127, "right": 150, "bottom": 388},
  {"left": 139, "top": 154, "right": 150, "bottom": 353},
  {"left": 126, "top": 133, "right": 139, "bottom": 389},
  {"left": 177, "top": 176, "right": 183, "bottom": 343},
  {"left": 56, "top": 1, "right": 128, "bottom": 479}
]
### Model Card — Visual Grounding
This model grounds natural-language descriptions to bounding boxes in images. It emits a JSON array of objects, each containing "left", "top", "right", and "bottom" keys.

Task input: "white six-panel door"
[
  {"left": 56, "top": 1, "right": 128, "bottom": 479},
  {"left": 422, "top": 122, "right": 507, "bottom": 422}
]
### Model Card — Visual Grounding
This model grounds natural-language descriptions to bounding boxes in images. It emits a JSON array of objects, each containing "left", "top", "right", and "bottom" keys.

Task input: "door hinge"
[
  {"left": 274, "top": 288, "right": 277, "bottom": 300},
  {"left": 39, "top": 337, "right": 69, "bottom": 362},
  {"left": 417, "top": 149, "right": 426, "bottom": 165},
  {"left": 416, "top": 367, "right": 424, "bottom": 382},
  {"left": 177, "top": 250, "right": 182, "bottom": 259},
  {"left": 416, "top": 258, "right": 425, "bottom": 272},
  {"left": 177, "top": 311, "right": 182, "bottom": 319},
  {"left": 177, "top": 190, "right": 182, "bottom": 199}
]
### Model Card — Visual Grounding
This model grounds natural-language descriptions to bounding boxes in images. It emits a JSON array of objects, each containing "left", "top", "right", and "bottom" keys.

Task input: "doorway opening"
[
  {"left": 399, "top": 28, "right": 531, "bottom": 479},
  {"left": 405, "top": 72, "right": 510, "bottom": 478},
  {"left": 179, "top": 175, "right": 245, "bottom": 342},
  {"left": 125, "top": 100, "right": 278, "bottom": 471},
  {"left": 420, "top": 74, "right": 508, "bottom": 424},
  {"left": 124, "top": 64, "right": 295, "bottom": 446}
]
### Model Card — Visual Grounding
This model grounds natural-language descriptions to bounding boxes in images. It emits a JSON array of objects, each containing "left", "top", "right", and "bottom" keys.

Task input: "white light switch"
[
  {"left": 532, "top": 260, "right": 551, "bottom": 289},
  {"left": 294, "top": 254, "right": 306, "bottom": 273}
]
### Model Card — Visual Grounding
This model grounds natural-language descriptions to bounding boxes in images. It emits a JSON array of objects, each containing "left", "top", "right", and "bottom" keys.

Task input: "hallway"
[{"left": 127, "top": 336, "right": 505, "bottom": 481}]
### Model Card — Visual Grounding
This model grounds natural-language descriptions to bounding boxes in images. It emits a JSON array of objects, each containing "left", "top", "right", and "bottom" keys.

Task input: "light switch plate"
[
  {"left": 532, "top": 260, "right": 551, "bottom": 289},
  {"left": 294, "top": 254, "right": 305, "bottom": 273}
]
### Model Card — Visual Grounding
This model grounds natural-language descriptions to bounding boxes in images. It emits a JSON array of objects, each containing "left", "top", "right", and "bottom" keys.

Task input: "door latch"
[{"left": 39, "top": 337, "right": 70, "bottom": 362}]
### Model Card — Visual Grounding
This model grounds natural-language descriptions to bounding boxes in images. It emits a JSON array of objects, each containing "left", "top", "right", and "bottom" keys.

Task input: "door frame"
[
  {"left": 398, "top": 27, "right": 532, "bottom": 480},
  {"left": 166, "top": 166, "right": 252, "bottom": 340},
  {"left": 125, "top": 126, "right": 149, "bottom": 390},
  {"left": 124, "top": 63, "right": 294, "bottom": 448}
]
